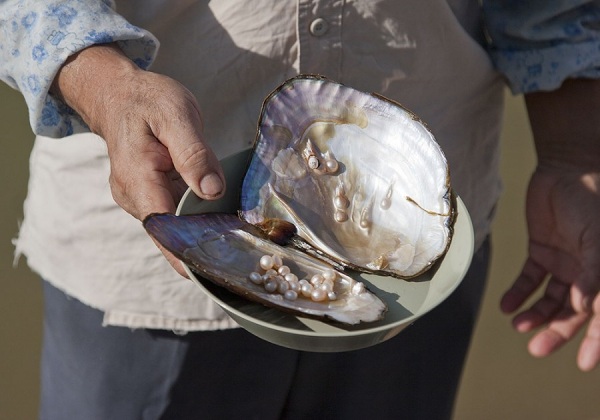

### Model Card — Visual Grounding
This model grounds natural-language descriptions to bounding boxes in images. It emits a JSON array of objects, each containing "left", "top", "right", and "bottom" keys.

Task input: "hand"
[
  {"left": 500, "top": 167, "right": 600, "bottom": 371},
  {"left": 52, "top": 44, "right": 225, "bottom": 276}
]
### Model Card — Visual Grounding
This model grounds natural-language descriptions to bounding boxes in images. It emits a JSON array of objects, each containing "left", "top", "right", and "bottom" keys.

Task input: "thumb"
[
  {"left": 174, "top": 141, "right": 226, "bottom": 200},
  {"left": 155, "top": 102, "right": 226, "bottom": 201}
]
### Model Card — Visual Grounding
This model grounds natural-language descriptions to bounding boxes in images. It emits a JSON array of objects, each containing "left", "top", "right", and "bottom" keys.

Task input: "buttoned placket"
[{"left": 297, "top": 0, "right": 344, "bottom": 80}]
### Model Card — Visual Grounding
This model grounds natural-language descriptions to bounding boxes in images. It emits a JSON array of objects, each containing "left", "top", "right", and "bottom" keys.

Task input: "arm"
[
  {"left": 483, "top": 0, "right": 600, "bottom": 370},
  {"left": 500, "top": 78, "right": 600, "bottom": 372},
  {"left": 0, "top": 0, "right": 158, "bottom": 137},
  {"left": 51, "top": 44, "right": 225, "bottom": 275},
  {"left": 1, "top": 2, "right": 225, "bottom": 275}
]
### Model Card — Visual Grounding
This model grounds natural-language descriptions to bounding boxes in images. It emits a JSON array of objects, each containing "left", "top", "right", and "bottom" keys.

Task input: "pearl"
[
  {"left": 278, "top": 265, "right": 291, "bottom": 276},
  {"left": 259, "top": 255, "right": 274, "bottom": 270},
  {"left": 264, "top": 279, "right": 278, "bottom": 293},
  {"left": 248, "top": 272, "right": 263, "bottom": 284},
  {"left": 310, "top": 274, "right": 324, "bottom": 286},
  {"left": 311, "top": 288, "right": 327, "bottom": 302},
  {"left": 359, "top": 217, "right": 371, "bottom": 229},
  {"left": 308, "top": 155, "right": 319, "bottom": 169},
  {"left": 277, "top": 280, "right": 289, "bottom": 294},
  {"left": 334, "top": 210, "right": 348, "bottom": 223},
  {"left": 284, "top": 273, "right": 298, "bottom": 283},
  {"left": 319, "top": 283, "right": 332, "bottom": 292},
  {"left": 327, "top": 291, "right": 337, "bottom": 301},
  {"left": 284, "top": 290, "right": 298, "bottom": 300},
  {"left": 322, "top": 269, "right": 336, "bottom": 282},
  {"left": 334, "top": 195, "right": 350, "bottom": 209},
  {"left": 272, "top": 254, "right": 283, "bottom": 268},
  {"left": 288, "top": 280, "right": 300, "bottom": 292},
  {"left": 325, "top": 158, "right": 339, "bottom": 173},
  {"left": 380, "top": 198, "right": 391, "bottom": 210},
  {"left": 301, "top": 283, "right": 313, "bottom": 297}
]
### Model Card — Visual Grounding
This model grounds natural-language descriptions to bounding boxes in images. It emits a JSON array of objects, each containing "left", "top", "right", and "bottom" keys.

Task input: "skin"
[
  {"left": 502, "top": 78, "right": 600, "bottom": 371},
  {"left": 52, "top": 44, "right": 600, "bottom": 370},
  {"left": 51, "top": 44, "right": 226, "bottom": 277}
]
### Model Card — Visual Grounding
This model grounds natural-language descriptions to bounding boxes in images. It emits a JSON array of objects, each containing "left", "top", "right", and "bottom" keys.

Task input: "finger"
[
  {"left": 511, "top": 276, "right": 569, "bottom": 332},
  {"left": 500, "top": 258, "right": 547, "bottom": 314},
  {"left": 527, "top": 309, "right": 589, "bottom": 358},
  {"left": 152, "top": 96, "right": 225, "bottom": 201},
  {"left": 108, "top": 129, "right": 181, "bottom": 218},
  {"left": 577, "top": 312, "right": 600, "bottom": 371},
  {"left": 572, "top": 240, "right": 600, "bottom": 313}
]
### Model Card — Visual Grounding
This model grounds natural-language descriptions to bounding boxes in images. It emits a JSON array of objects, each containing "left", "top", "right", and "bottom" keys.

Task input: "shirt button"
[{"left": 309, "top": 18, "right": 329, "bottom": 37}]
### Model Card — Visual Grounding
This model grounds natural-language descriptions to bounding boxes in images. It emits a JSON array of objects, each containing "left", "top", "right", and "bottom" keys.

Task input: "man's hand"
[
  {"left": 52, "top": 44, "right": 225, "bottom": 276},
  {"left": 501, "top": 168, "right": 600, "bottom": 371},
  {"left": 501, "top": 79, "right": 600, "bottom": 371}
]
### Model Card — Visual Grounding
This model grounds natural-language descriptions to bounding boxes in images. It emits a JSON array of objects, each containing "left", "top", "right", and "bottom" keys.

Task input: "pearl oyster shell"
[
  {"left": 144, "top": 213, "right": 386, "bottom": 325},
  {"left": 145, "top": 75, "right": 454, "bottom": 326},
  {"left": 241, "top": 75, "right": 454, "bottom": 278}
]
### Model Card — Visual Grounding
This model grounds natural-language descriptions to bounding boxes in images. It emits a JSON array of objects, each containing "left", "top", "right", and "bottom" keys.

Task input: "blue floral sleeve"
[
  {"left": 0, "top": 0, "right": 159, "bottom": 137},
  {"left": 483, "top": 0, "right": 600, "bottom": 94}
]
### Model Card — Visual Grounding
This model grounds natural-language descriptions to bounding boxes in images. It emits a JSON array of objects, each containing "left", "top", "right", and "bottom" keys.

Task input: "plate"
[{"left": 176, "top": 149, "right": 474, "bottom": 352}]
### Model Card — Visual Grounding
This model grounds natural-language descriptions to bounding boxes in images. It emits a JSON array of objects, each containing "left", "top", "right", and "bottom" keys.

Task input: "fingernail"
[{"left": 200, "top": 172, "right": 224, "bottom": 197}]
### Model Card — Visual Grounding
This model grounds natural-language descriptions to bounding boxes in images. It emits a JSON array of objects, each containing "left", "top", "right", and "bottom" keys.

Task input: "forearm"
[
  {"left": 51, "top": 44, "right": 141, "bottom": 138},
  {"left": 525, "top": 78, "right": 600, "bottom": 172},
  {"left": 0, "top": 0, "right": 158, "bottom": 137}
]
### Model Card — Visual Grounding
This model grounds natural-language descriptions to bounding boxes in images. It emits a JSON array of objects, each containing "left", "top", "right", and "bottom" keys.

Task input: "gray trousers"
[{"left": 39, "top": 240, "right": 489, "bottom": 420}]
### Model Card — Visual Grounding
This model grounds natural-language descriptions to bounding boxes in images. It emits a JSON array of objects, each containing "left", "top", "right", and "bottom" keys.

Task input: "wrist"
[
  {"left": 525, "top": 78, "right": 600, "bottom": 172},
  {"left": 50, "top": 43, "right": 141, "bottom": 136}
]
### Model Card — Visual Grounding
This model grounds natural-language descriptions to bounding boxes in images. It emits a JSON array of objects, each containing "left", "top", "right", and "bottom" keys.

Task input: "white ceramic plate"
[{"left": 176, "top": 150, "right": 474, "bottom": 352}]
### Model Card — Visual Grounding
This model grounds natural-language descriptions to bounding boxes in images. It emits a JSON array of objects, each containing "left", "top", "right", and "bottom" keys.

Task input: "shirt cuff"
[
  {"left": 489, "top": 40, "right": 600, "bottom": 94},
  {"left": 483, "top": 1, "right": 600, "bottom": 94},
  {"left": 0, "top": 0, "right": 159, "bottom": 137}
]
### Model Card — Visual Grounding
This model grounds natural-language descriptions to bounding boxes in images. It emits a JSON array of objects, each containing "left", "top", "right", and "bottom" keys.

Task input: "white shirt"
[{"left": 5, "top": 0, "right": 581, "bottom": 331}]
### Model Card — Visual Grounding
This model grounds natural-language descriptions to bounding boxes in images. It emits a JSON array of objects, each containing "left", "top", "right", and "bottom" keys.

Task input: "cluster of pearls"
[
  {"left": 333, "top": 184, "right": 350, "bottom": 223},
  {"left": 248, "top": 254, "right": 338, "bottom": 302},
  {"left": 302, "top": 139, "right": 339, "bottom": 176}
]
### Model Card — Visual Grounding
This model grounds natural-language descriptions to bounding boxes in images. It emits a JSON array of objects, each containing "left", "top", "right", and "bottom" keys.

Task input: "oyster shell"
[
  {"left": 241, "top": 75, "right": 454, "bottom": 278},
  {"left": 144, "top": 75, "right": 455, "bottom": 326},
  {"left": 144, "top": 213, "right": 387, "bottom": 325}
]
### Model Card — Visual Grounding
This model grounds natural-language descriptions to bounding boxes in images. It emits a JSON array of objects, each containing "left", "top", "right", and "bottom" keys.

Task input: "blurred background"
[{"left": 1, "top": 81, "right": 599, "bottom": 419}]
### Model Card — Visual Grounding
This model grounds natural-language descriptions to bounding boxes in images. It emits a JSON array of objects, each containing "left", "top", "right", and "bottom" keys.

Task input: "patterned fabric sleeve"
[
  {"left": 483, "top": 0, "right": 600, "bottom": 93},
  {"left": 0, "top": 0, "right": 159, "bottom": 137}
]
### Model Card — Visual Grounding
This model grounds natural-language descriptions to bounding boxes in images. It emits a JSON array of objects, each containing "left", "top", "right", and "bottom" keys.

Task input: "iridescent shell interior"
[{"left": 241, "top": 75, "right": 454, "bottom": 278}]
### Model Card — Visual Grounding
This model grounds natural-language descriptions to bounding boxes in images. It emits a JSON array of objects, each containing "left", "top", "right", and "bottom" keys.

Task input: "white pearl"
[
  {"left": 277, "top": 280, "right": 289, "bottom": 294},
  {"left": 284, "top": 273, "right": 298, "bottom": 283},
  {"left": 310, "top": 274, "right": 324, "bottom": 286},
  {"left": 301, "top": 283, "right": 313, "bottom": 297},
  {"left": 380, "top": 198, "right": 391, "bottom": 210},
  {"left": 259, "top": 255, "right": 274, "bottom": 270},
  {"left": 272, "top": 254, "right": 283, "bottom": 267},
  {"left": 325, "top": 158, "right": 339, "bottom": 173},
  {"left": 311, "top": 288, "right": 327, "bottom": 302},
  {"left": 319, "top": 283, "right": 332, "bottom": 292},
  {"left": 308, "top": 155, "right": 319, "bottom": 169},
  {"left": 327, "top": 291, "right": 337, "bottom": 301},
  {"left": 278, "top": 265, "right": 291, "bottom": 276},
  {"left": 322, "top": 269, "right": 336, "bottom": 282}
]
